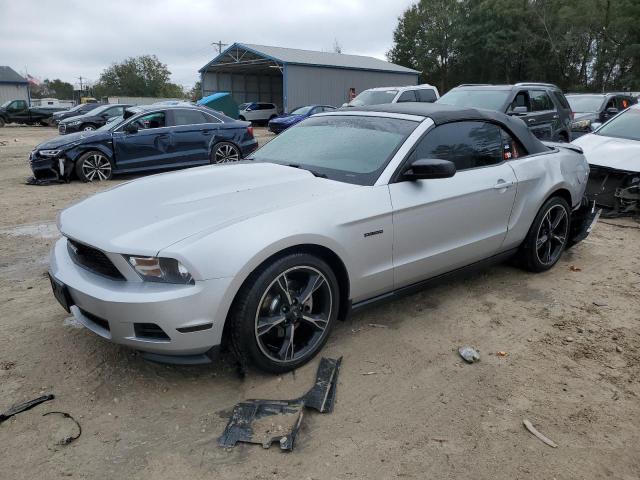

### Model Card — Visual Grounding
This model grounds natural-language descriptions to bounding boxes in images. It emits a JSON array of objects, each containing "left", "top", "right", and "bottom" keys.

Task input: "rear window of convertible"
[{"left": 250, "top": 115, "right": 418, "bottom": 185}]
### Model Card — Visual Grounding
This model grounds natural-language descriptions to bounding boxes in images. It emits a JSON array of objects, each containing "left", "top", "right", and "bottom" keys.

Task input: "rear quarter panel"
[{"left": 502, "top": 148, "right": 589, "bottom": 249}]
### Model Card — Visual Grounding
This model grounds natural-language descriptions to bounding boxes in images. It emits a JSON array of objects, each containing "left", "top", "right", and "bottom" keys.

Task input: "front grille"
[
  {"left": 80, "top": 308, "right": 110, "bottom": 332},
  {"left": 67, "top": 239, "right": 125, "bottom": 280},
  {"left": 134, "top": 323, "right": 170, "bottom": 341}
]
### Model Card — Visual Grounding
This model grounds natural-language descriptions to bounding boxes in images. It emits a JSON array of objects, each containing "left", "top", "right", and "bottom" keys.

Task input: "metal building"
[
  {"left": 199, "top": 43, "right": 419, "bottom": 112},
  {"left": 0, "top": 66, "right": 29, "bottom": 104}
]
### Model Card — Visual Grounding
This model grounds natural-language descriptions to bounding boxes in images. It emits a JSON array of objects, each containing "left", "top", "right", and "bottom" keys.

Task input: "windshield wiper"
[{"left": 287, "top": 163, "right": 327, "bottom": 178}]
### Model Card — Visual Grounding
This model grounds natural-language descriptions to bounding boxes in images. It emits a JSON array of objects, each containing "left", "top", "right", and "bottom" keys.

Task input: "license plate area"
[{"left": 48, "top": 273, "right": 73, "bottom": 312}]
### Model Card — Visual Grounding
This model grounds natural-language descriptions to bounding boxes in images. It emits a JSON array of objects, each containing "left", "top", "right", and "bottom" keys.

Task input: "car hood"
[
  {"left": 59, "top": 162, "right": 358, "bottom": 255},
  {"left": 572, "top": 133, "right": 640, "bottom": 172},
  {"left": 36, "top": 130, "right": 108, "bottom": 149},
  {"left": 271, "top": 114, "right": 304, "bottom": 124},
  {"left": 572, "top": 112, "right": 597, "bottom": 122}
]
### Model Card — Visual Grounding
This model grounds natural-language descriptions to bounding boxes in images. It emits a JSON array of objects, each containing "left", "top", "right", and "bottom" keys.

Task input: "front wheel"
[
  {"left": 0, "top": 117, "right": 5, "bottom": 128},
  {"left": 520, "top": 196, "right": 571, "bottom": 272},
  {"left": 211, "top": 142, "right": 240, "bottom": 164},
  {"left": 229, "top": 253, "right": 340, "bottom": 373},
  {"left": 81, "top": 124, "right": 96, "bottom": 132},
  {"left": 75, "top": 151, "right": 113, "bottom": 182}
]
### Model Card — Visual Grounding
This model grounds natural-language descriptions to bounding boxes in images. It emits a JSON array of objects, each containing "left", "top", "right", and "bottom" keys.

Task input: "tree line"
[{"left": 388, "top": 0, "right": 640, "bottom": 93}]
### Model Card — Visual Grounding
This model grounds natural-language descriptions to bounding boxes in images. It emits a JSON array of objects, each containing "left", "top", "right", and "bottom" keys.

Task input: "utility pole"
[
  {"left": 78, "top": 75, "right": 84, "bottom": 92},
  {"left": 211, "top": 40, "right": 228, "bottom": 53}
]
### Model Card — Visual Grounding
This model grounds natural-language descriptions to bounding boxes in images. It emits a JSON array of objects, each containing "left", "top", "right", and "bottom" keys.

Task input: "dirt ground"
[{"left": 1, "top": 126, "right": 639, "bottom": 480}]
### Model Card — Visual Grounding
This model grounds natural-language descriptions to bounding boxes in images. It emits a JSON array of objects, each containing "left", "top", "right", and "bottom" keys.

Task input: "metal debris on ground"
[
  {"left": 43, "top": 411, "right": 82, "bottom": 445},
  {"left": 496, "top": 351, "right": 508, "bottom": 357},
  {"left": 218, "top": 357, "right": 342, "bottom": 451},
  {"left": 523, "top": 419, "right": 558, "bottom": 448},
  {"left": 0, "top": 394, "right": 55, "bottom": 423},
  {"left": 569, "top": 265, "right": 582, "bottom": 272},
  {"left": 458, "top": 346, "right": 480, "bottom": 363}
]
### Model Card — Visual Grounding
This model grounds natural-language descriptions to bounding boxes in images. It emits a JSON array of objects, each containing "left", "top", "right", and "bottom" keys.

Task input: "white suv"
[
  {"left": 344, "top": 84, "right": 440, "bottom": 107},
  {"left": 238, "top": 102, "right": 278, "bottom": 123}
]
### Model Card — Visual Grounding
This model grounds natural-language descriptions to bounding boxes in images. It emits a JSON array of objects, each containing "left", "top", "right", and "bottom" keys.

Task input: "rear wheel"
[
  {"left": 238, "top": 115, "right": 246, "bottom": 121},
  {"left": 0, "top": 117, "right": 5, "bottom": 128},
  {"left": 211, "top": 142, "right": 240, "bottom": 164},
  {"left": 520, "top": 196, "right": 570, "bottom": 272},
  {"left": 75, "top": 151, "right": 113, "bottom": 182},
  {"left": 229, "top": 253, "right": 339, "bottom": 373}
]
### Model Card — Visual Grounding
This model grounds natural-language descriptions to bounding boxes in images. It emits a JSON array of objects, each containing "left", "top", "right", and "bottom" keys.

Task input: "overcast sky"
[{"left": 1, "top": 0, "right": 415, "bottom": 90}]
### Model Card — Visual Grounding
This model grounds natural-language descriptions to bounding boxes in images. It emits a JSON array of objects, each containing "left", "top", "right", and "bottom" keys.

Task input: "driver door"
[
  {"left": 389, "top": 121, "right": 517, "bottom": 288},
  {"left": 112, "top": 111, "right": 173, "bottom": 171}
]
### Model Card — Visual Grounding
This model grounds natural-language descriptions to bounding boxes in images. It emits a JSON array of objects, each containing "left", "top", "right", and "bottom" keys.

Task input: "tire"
[
  {"left": 519, "top": 196, "right": 571, "bottom": 272},
  {"left": 0, "top": 117, "right": 5, "bottom": 128},
  {"left": 557, "top": 131, "right": 569, "bottom": 143},
  {"left": 229, "top": 253, "right": 340, "bottom": 373},
  {"left": 81, "top": 124, "right": 96, "bottom": 132},
  {"left": 39, "top": 120, "right": 49, "bottom": 127},
  {"left": 238, "top": 115, "right": 246, "bottom": 121},
  {"left": 211, "top": 142, "right": 241, "bottom": 164},
  {"left": 75, "top": 151, "right": 114, "bottom": 182}
]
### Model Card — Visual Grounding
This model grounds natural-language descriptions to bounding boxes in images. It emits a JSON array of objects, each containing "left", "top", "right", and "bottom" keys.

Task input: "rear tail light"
[{"left": 247, "top": 126, "right": 254, "bottom": 137}]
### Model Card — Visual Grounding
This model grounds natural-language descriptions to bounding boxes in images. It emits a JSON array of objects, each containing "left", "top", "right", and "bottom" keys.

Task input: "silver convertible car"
[{"left": 49, "top": 103, "right": 592, "bottom": 372}]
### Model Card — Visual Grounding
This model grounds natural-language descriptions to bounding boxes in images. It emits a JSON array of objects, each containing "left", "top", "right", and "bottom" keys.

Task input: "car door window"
[
  {"left": 397, "top": 90, "right": 417, "bottom": 103},
  {"left": 106, "top": 106, "right": 125, "bottom": 117},
  {"left": 500, "top": 129, "right": 527, "bottom": 160},
  {"left": 131, "top": 112, "right": 166, "bottom": 129},
  {"left": 509, "top": 91, "right": 531, "bottom": 112},
  {"left": 530, "top": 90, "right": 555, "bottom": 111},
  {"left": 416, "top": 89, "right": 437, "bottom": 102},
  {"left": 616, "top": 97, "right": 631, "bottom": 110},
  {"left": 172, "top": 109, "right": 210, "bottom": 126},
  {"left": 413, "top": 121, "right": 502, "bottom": 170}
]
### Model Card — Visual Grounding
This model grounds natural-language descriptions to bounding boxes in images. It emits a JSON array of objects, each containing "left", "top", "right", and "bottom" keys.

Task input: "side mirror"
[
  {"left": 402, "top": 158, "right": 456, "bottom": 181},
  {"left": 509, "top": 106, "right": 528, "bottom": 115},
  {"left": 590, "top": 122, "right": 602, "bottom": 131},
  {"left": 124, "top": 123, "right": 138, "bottom": 134}
]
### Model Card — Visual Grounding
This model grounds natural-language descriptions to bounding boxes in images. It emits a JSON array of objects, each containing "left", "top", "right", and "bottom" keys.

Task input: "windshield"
[
  {"left": 238, "top": 103, "right": 250, "bottom": 110},
  {"left": 249, "top": 115, "right": 417, "bottom": 185},
  {"left": 290, "top": 106, "right": 313, "bottom": 115},
  {"left": 85, "top": 104, "right": 113, "bottom": 115},
  {"left": 566, "top": 95, "right": 605, "bottom": 113},
  {"left": 437, "top": 89, "right": 511, "bottom": 111},
  {"left": 1, "top": 101, "right": 11, "bottom": 108},
  {"left": 596, "top": 107, "right": 640, "bottom": 141},
  {"left": 97, "top": 115, "right": 124, "bottom": 131},
  {"left": 349, "top": 90, "right": 398, "bottom": 106}
]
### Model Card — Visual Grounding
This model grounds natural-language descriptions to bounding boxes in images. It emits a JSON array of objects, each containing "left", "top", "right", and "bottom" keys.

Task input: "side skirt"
[{"left": 349, "top": 248, "right": 519, "bottom": 315}]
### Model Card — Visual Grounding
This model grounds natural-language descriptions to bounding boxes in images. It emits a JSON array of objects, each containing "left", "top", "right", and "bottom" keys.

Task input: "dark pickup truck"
[{"left": 0, "top": 99, "right": 67, "bottom": 127}]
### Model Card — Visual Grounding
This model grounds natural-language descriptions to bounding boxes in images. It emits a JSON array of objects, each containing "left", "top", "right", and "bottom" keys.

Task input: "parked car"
[
  {"left": 344, "top": 84, "right": 440, "bottom": 107},
  {"left": 268, "top": 105, "right": 336, "bottom": 133},
  {"left": 437, "top": 83, "right": 573, "bottom": 142},
  {"left": 238, "top": 102, "right": 279, "bottom": 123},
  {"left": 48, "top": 103, "right": 592, "bottom": 372},
  {"left": 0, "top": 99, "right": 66, "bottom": 127},
  {"left": 30, "top": 104, "right": 257, "bottom": 182},
  {"left": 58, "top": 104, "right": 131, "bottom": 134},
  {"left": 52, "top": 103, "right": 102, "bottom": 125},
  {"left": 572, "top": 104, "right": 640, "bottom": 216},
  {"left": 566, "top": 93, "right": 636, "bottom": 139}
]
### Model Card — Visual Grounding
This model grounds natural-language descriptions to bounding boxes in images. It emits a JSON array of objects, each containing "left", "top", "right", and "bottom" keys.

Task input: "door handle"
[{"left": 493, "top": 180, "right": 514, "bottom": 190}]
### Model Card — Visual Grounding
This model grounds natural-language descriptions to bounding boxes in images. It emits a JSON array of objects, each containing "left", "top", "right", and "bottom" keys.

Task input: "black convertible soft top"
[{"left": 344, "top": 103, "right": 548, "bottom": 155}]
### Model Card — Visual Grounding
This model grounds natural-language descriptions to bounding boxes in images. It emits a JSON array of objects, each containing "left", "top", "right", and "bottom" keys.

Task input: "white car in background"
[
  {"left": 238, "top": 102, "right": 279, "bottom": 123},
  {"left": 344, "top": 84, "right": 440, "bottom": 107},
  {"left": 573, "top": 104, "right": 640, "bottom": 216}
]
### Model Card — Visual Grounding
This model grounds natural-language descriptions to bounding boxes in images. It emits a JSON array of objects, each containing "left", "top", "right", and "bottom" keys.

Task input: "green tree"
[
  {"left": 188, "top": 80, "right": 203, "bottom": 101},
  {"left": 93, "top": 55, "right": 185, "bottom": 98}
]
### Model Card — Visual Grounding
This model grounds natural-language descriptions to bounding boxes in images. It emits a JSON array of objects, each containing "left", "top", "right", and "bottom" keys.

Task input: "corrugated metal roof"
[
  {"left": 201, "top": 43, "right": 418, "bottom": 74},
  {"left": 0, "top": 66, "right": 28, "bottom": 84}
]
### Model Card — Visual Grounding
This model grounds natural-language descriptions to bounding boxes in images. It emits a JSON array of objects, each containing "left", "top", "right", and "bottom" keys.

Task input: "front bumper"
[
  {"left": 49, "top": 237, "right": 233, "bottom": 357},
  {"left": 268, "top": 123, "right": 289, "bottom": 134}
]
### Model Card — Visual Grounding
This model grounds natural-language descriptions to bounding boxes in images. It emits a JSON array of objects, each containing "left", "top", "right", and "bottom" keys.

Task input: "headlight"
[
  {"left": 67, "top": 120, "right": 81, "bottom": 126},
  {"left": 39, "top": 149, "right": 62, "bottom": 157},
  {"left": 125, "top": 256, "right": 194, "bottom": 285},
  {"left": 572, "top": 119, "right": 592, "bottom": 130}
]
